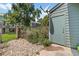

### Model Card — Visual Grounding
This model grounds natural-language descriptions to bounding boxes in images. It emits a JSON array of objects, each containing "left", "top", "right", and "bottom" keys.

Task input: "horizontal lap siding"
[
  {"left": 68, "top": 4, "right": 79, "bottom": 48},
  {"left": 50, "top": 4, "right": 70, "bottom": 46}
]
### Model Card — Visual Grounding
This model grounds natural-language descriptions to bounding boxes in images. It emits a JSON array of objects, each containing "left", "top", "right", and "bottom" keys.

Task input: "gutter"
[{"left": 49, "top": 3, "right": 64, "bottom": 13}]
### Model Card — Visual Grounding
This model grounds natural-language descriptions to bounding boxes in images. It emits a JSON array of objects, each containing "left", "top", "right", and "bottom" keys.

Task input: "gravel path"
[{"left": 1, "top": 39, "right": 44, "bottom": 56}]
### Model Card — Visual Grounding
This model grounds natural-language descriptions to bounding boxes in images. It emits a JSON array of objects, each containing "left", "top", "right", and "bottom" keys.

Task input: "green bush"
[
  {"left": 75, "top": 44, "right": 79, "bottom": 53},
  {"left": 77, "top": 46, "right": 79, "bottom": 52},
  {"left": 76, "top": 44, "right": 79, "bottom": 52},
  {"left": 28, "top": 33, "right": 52, "bottom": 46},
  {"left": 28, "top": 32, "right": 39, "bottom": 44},
  {"left": 27, "top": 27, "right": 52, "bottom": 47},
  {"left": 41, "top": 38, "right": 52, "bottom": 47}
]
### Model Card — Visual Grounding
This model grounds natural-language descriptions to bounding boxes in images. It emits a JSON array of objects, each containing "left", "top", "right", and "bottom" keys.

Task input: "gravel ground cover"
[{"left": 1, "top": 39, "right": 44, "bottom": 56}]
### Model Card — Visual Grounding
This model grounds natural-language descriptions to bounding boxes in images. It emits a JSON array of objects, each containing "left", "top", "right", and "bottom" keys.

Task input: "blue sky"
[
  {"left": 34, "top": 3, "right": 56, "bottom": 18},
  {"left": 0, "top": 3, "right": 12, "bottom": 13},
  {"left": 0, "top": 3, "right": 56, "bottom": 18}
]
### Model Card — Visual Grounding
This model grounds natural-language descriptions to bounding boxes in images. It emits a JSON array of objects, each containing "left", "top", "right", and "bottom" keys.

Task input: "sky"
[
  {"left": 34, "top": 3, "right": 56, "bottom": 19},
  {"left": 0, "top": 3, "right": 56, "bottom": 19},
  {"left": 0, "top": 3, "right": 12, "bottom": 13}
]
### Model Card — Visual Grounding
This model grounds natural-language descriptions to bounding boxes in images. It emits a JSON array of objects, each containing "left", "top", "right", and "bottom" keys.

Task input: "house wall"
[
  {"left": 49, "top": 4, "right": 71, "bottom": 47},
  {"left": 68, "top": 3, "right": 79, "bottom": 48},
  {"left": 0, "top": 16, "right": 4, "bottom": 34}
]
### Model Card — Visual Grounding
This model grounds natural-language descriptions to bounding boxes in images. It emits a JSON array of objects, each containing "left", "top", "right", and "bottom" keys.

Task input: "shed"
[
  {"left": 49, "top": 3, "right": 79, "bottom": 48},
  {"left": 30, "top": 21, "right": 40, "bottom": 28}
]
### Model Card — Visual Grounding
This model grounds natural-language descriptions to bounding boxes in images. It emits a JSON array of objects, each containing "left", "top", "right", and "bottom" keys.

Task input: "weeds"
[{"left": 27, "top": 27, "right": 52, "bottom": 47}]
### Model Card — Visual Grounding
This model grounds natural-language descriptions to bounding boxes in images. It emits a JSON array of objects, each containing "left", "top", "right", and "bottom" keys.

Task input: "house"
[
  {"left": 0, "top": 14, "right": 16, "bottom": 33},
  {"left": 30, "top": 21, "right": 40, "bottom": 28},
  {"left": 0, "top": 14, "right": 5, "bottom": 34},
  {"left": 49, "top": 3, "right": 79, "bottom": 48}
]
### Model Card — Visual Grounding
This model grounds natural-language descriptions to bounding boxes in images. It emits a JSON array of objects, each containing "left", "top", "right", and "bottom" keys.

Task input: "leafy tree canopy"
[{"left": 4, "top": 3, "right": 41, "bottom": 27}]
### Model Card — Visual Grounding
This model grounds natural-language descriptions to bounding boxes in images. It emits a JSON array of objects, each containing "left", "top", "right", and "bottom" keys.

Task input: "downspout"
[{"left": 48, "top": 12, "right": 51, "bottom": 41}]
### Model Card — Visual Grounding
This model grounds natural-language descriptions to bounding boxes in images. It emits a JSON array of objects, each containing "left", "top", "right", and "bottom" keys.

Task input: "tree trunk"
[
  {"left": 16, "top": 25, "right": 21, "bottom": 39},
  {"left": 0, "top": 28, "right": 3, "bottom": 43}
]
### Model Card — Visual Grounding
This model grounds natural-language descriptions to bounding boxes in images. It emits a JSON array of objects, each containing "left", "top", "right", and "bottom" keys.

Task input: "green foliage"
[
  {"left": 77, "top": 46, "right": 79, "bottom": 52},
  {"left": 4, "top": 3, "right": 41, "bottom": 27},
  {"left": 76, "top": 44, "right": 79, "bottom": 52},
  {"left": 76, "top": 45, "right": 79, "bottom": 53},
  {"left": 2, "top": 33, "right": 16, "bottom": 42},
  {"left": 39, "top": 15, "right": 49, "bottom": 26},
  {"left": 34, "top": 9, "right": 42, "bottom": 19},
  {"left": 28, "top": 32, "right": 39, "bottom": 44},
  {"left": 27, "top": 27, "right": 52, "bottom": 47},
  {"left": 29, "top": 34, "right": 38, "bottom": 44},
  {"left": 41, "top": 38, "right": 52, "bottom": 47},
  {"left": 4, "top": 3, "right": 41, "bottom": 38}
]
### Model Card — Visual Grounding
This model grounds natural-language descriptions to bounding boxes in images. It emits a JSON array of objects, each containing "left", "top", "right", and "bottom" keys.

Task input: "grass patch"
[{"left": 2, "top": 33, "right": 16, "bottom": 42}]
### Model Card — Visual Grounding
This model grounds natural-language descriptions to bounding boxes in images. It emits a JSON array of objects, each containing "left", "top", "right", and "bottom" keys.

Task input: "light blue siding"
[
  {"left": 49, "top": 4, "right": 70, "bottom": 46},
  {"left": 50, "top": 3, "right": 79, "bottom": 48},
  {"left": 68, "top": 4, "right": 79, "bottom": 48},
  {"left": 52, "top": 15, "right": 66, "bottom": 45}
]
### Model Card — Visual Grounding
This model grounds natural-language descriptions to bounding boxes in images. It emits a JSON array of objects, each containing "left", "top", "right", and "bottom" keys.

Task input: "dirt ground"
[
  {"left": 0, "top": 39, "right": 79, "bottom": 56},
  {"left": 39, "top": 44, "right": 79, "bottom": 56},
  {"left": 0, "top": 39, "right": 44, "bottom": 56}
]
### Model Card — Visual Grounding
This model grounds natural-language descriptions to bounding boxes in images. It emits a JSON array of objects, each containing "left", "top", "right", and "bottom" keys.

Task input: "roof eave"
[{"left": 49, "top": 3, "right": 64, "bottom": 13}]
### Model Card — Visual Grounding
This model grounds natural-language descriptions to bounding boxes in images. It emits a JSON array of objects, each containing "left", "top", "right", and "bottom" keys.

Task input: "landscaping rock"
[
  {"left": 0, "top": 44, "right": 4, "bottom": 49},
  {"left": 2, "top": 39, "right": 44, "bottom": 56}
]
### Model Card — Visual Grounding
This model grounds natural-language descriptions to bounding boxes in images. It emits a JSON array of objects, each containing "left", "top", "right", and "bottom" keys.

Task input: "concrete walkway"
[{"left": 39, "top": 44, "right": 79, "bottom": 56}]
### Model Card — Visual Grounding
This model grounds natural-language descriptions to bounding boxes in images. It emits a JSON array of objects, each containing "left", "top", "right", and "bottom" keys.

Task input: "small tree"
[{"left": 4, "top": 3, "right": 41, "bottom": 39}]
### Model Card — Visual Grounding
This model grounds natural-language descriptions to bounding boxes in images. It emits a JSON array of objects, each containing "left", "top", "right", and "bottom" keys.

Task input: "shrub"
[
  {"left": 77, "top": 46, "right": 79, "bottom": 52},
  {"left": 40, "top": 26, "right": 48, "bottom": 38},
  {"left": 40, "top": 38, "right": 52, "bottom": 47},
  {"left": 76, "top": 44, "right": 79, "bottom": 52},
  {"left": 28, "top": 32, "right": 39, "bottom": 44},
  {"left": 27, "top": 27, "right": 52, "bottom": 47}
]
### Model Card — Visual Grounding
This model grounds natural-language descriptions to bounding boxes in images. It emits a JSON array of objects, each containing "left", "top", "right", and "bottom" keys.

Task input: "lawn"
[{"left": 1, "top": 33, "right": 16, "bottom": 42}]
